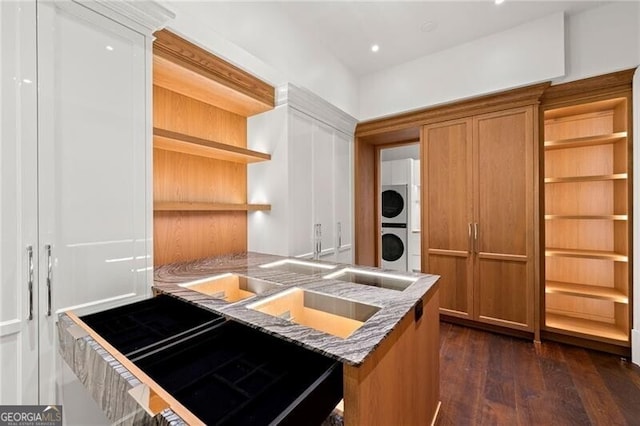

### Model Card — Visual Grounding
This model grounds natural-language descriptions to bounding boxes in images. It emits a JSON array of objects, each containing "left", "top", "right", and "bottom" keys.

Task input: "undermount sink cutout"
[
  {"left": 179, "top": 274, "right": 280, "bottom": 303},
  {"left": 247, "top": 288, "right": 380, "bottom": 339},
  {"left": 323, "top": 268, "right": 417, "bottom": 291},
  {"left": 259, "top": 258, "right": 337, "bottom": 275}
]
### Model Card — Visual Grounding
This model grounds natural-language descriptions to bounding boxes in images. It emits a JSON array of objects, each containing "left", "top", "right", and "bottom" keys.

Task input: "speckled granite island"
[{"left": 58, "top": 252, "right": 440, "bottom": 425}]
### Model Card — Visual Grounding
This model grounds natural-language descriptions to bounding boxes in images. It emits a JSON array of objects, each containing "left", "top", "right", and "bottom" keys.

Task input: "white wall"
[
  {"left": 559, "top": 1, "right": 640, "bottom": 84},
  {"left": 162, "top": 1, "right": 359, "bottom": 117},
  {"left": 358, "top": 12, "right": 565, "bottom": 121}
]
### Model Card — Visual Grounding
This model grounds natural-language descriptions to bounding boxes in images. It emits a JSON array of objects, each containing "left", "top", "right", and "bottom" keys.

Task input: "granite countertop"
[{"left": 153, "top": 252, "right": 439, "bottom": 366}]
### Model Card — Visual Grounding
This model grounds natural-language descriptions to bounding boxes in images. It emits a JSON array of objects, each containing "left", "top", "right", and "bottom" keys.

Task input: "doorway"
[{"left": 379, "top": 144, "right": 421, "bottom": 272}]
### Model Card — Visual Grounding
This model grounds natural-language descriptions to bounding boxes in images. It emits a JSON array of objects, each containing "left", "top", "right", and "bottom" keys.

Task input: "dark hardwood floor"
[{"left": 436, "top": 322, "right": 640, "bottom": 426}]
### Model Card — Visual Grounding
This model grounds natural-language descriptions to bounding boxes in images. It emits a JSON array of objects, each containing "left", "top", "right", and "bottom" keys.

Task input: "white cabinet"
[
  {"left": 0, "top": 0, "right": 172, "bottom": 414},
  {"left": 248, "top": 84, "right": 356, "bottom": 264}
]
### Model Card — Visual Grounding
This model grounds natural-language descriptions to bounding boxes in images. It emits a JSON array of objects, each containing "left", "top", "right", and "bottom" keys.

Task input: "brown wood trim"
[
  {"left": 356, "top": 82, "right": 550, "bottom": 140},
  {"left": 541, "top": 68, "right": 635, "bottom": 107},
  {"left": 440, "top": 315, "right": 535, "bottom": 341},
  {"left": 153, "top": 29, "right": 274, "bottom": 108},
  {"left": 154, "top": 127, "right": 271, "bottom": 163},
  {"left": 153, "top": 202, "right": 270, "bottom": 212},
  {"left": 65, "top": 311, "right": 205, "bottom": 425}
]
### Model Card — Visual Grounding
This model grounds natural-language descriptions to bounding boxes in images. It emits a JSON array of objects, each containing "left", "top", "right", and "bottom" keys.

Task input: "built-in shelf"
[
  {"left": 545, "top": 248, "right": 628, "bottom": 262},
  {"left": 544, "top": 214, "right": 628, "bottom": 220},
  {"left": 545, "top": 313, "right": 628, "bottom": 342},
  {"left": 544, "top": 131, "right": 627, "bottom": 150},
  {"left": 154, "top": 202, "right": 271, "bottom": 212},
  {"left": 153, "top": 128, "right": 271, "bottom": 163},
  {"left": 544, "top": 173, "right": 627, "bottom": 184},
  {"left": 545, "top": 281, "right": 628, "bottom": 303}
]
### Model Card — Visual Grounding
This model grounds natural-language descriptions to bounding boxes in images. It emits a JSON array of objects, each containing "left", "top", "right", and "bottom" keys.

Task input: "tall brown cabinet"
[
  {"left": 541, "top": 70, "right": 634, "bottom": 355},
  {"left": 423, "top": 104, "right": 538, "bottom": 333}
]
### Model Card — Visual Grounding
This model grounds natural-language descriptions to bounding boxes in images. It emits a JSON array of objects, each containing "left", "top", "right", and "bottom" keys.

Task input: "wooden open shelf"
[
  {"left": 544, "top": 173, "right": 627, "bottom": 184},
  {"left": 544, "top": 131, "right": 627, "bottom": 150},
  {"left": 545, "top": 312, "right": 628, "bottom": 342},
  {"left": 154, "top": 202, "right": 271, "bottom": 212},
  {"left": 154, "top": 128, "right": 270, "bottom": 163},
  {"left": 545, "top": 248, "right": 628, "bottom": 262},
  {"left": 544, "top": 214, "right": 627, "bottom": 220},
  {"left": 545, "top": 280, "right": 628, "bottom": 303}
]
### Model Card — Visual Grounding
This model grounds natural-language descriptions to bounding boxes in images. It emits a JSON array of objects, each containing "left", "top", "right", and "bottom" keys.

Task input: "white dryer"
[
  {"left": 381, "top": 226, "right": 407, "bottom": 271},
  {"left": 381, "top": 185, "right": 408, "bottom": 225}
]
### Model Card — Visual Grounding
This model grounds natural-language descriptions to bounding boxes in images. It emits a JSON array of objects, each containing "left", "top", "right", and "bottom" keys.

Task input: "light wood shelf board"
[
  {"left": 154, "top": 202, "right": 271, "bottom": 212},
  {"left": 544, "top": 214, "right": 627, "bottom": 220},
  {"left": 545, "top": 280, "right": 628, "bottom": 303},
  {"left": 153, "top": 128, "right": 270, "bottom": 163},
  {"left": 544, "top": 131, "right": 627, "bottom": 150},
  {"left": 545, "top": 248, "right": 628, "bottom": 262},
  {"left": 545, "top": 312, "right": 628, "bottom": 342},
  {"left": 544, "top": 173, "right": 627, "bottom": 184}
]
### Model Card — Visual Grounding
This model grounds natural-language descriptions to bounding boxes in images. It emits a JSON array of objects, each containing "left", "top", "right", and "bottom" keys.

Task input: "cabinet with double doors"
[
  {"left": 0, "top": 0, "right": 169, "bottom": 420},
  {"left": 541, "top": 76, "right": 633, "bottom": 353},
  {"left": 423, "top": 105, "right": 537, "bottom": 332},
  {"left": 248, "top": 85, "right": 356, "bottom": 264}
]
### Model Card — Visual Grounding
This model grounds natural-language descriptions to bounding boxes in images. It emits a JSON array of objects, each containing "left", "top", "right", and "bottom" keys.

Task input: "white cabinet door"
[
  {"left": 37, "top": 1, "right": 149, "bottom": 405},
  {"left": 334, "top": 131, "right": 353, "bottom": 264},
  {"left": 289, "top": 109, "right": 314, "bottom": 258},
  {"left": 312, "top": 121, "right": 335, "bottom": 261},
  {"left": 0, "top": 0, "right": 39, "bottom": 405}
]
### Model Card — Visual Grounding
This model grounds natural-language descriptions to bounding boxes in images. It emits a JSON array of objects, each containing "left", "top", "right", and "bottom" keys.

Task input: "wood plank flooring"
[{"left": 436, "top": 322, "right": 640, "bottom": 425}]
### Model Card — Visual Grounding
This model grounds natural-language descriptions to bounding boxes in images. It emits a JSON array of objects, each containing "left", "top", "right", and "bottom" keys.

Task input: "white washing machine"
[
  {"left": 381, "top": 226, "right": 407, "bottom": 271},
  {"left": 381, "top": 185, "right": 408, "bottom": 225}
]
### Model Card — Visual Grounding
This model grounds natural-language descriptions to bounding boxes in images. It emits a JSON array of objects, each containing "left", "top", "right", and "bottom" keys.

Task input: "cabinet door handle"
[
  {"left": 473, "top": 223, "right": 479, "bottom": 255},
  {"left": 468, "top": 223, "right": 472, "bottom": 254},
  {"left": 337, "top": 222, "right": 342, "bottom": 249},
  {"left": 45, "top": 244, "right": 52, "bottom": 317},
  {"left": 27, "top": 246, "right": 34, "bottom": 321}
]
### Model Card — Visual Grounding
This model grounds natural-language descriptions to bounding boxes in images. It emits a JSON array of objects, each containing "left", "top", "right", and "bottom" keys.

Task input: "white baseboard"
[{"left": 632, "top": 328, "right": 640, "bottom": 366}]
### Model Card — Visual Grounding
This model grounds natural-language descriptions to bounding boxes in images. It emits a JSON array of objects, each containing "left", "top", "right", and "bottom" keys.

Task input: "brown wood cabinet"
[
  {"left": 540, "top": 69, "right": 633, "bottom": 355},
  {"left": 423, "top": 106, "right": 537, "bottom": 332}
]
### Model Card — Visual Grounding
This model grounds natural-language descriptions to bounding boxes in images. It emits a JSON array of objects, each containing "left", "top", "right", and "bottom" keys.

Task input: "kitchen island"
[{"left": 58, "top": 252, "right": 440, "bottom": 425}]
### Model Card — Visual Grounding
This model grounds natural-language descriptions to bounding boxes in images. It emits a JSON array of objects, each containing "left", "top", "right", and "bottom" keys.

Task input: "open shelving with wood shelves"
[
  {"left": 543, "top": 131, "right": 627, "bottom": 150},
  {"left": 154, "top": 202, "right": 271, "bottom": 212},
  {"left": 545, "top": 312, "right": 628, "bottom": 343},
  {"left": 541, "top": 76, "right": 632, "bottom": 353},
  {"left": 545, "top": 280, "right": 628, "bottom": 303},
  {"left": 545, "top": 248, "right": 628, "bottom": 262},
  {"left": 154, "top": 128, "right": 270, "bottom": 163},
  {"left": 152, "top": 30, "right": 275, "bottom": 266}
]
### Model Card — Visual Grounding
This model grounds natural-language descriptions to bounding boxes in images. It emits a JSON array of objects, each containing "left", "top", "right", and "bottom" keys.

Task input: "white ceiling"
[
  {"left": 269, "top": 1, "right": 609, "bottom": 76},
  {"left": 169, "top": 1, "right": 612, "bottom": 78}
]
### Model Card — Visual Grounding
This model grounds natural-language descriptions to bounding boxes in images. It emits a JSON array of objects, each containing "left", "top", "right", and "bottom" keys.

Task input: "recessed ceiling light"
[
  {"left": 371, "top": 44, "right": 380, "bottom": 53},
  {"left": 495, "top": 0, "right": 505, "bottom": 4}
]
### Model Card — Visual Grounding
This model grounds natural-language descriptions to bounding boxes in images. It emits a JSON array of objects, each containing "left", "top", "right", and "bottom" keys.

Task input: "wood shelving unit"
[
  {"left": 542, "top": 91, "right": 632, "bottom": 351},
  {"left": 545, "top": 214, "right": 627, "bottom": 220},
  {"left": 544, "top": 131, "right": 627, "bottom": 150},
  {"left": 545, "top": 248, "right": 628, "bottom": 262},
  {"left": 544, "top": 173, "right": 627, "bottom": 184},
  {"left": 545, "top": 313, "right": 628, "bottom": 343},
  {"left": 154, "top": 128, "right": 270, "bottom": 163},
  {"left": 154, "top": 202, "right": 271, "bottom": 212},
  {"left": 545, "top": 281, "right": 628, "bottom": 303}
]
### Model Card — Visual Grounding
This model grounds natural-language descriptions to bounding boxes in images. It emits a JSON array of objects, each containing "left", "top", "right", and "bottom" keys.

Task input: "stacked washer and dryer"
[
  {"left": 380, "top": 156, "right": 421, "bottom": 272},
  {"left": 381, "top": 185, "right": 409, "bottom": 270}
]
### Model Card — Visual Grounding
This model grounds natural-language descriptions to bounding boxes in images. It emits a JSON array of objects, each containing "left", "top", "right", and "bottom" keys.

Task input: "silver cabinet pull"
[
  {"left": 473, "top": 223, "right": 479, "bottom": 254},
  {"left": 337, "top": 222, "right": 342, "bottom": 249},
  {"left": 27, "top": 246, "right": 34, "bottom": 321},
  {"left": 317, "top": 224, "right": 322, "bottom": 257},
  {"left": 45, "top": 244, "right": 52, "bottom": 316},
  {"left": 468, "top": 223, "right": 472, "bottom": 254}
]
